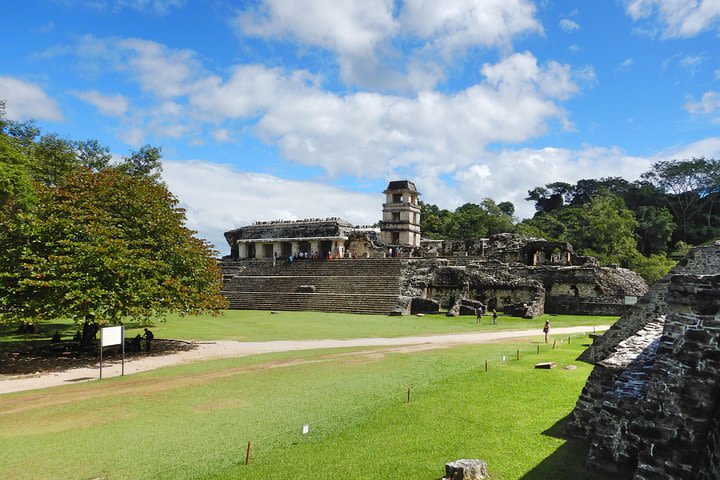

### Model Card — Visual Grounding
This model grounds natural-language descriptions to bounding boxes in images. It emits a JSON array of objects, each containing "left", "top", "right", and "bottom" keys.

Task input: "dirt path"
[{"left": 0, "top": 325, "right": 606, "bottom": 395}]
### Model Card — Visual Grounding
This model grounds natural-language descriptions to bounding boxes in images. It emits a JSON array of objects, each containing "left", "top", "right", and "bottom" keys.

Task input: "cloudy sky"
[{"left": 2, "top": 0, "right": 720, "bottom": 253}]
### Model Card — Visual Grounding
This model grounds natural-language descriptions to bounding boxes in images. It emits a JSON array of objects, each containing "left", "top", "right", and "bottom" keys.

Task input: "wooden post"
[
  {"left": 537, "top": 345, "right": 540, "bottom": 354},
  {"left": 245, "top": 441, "right": 251, "bottom": 465},
  {"left": 485, "top": 360, "right": 488, "bottom": 372},
  {"left": 407, "top": 385, "right": 411, "bottom": 403},
  {"left": 568, "top": 335, "right": 571, "bottom": 344},
  {"left": 516, "top": 349, "right": 520, "bottom": 361},
  {"left": 552, "top": 340, "right": 556, "bottom": 349}
]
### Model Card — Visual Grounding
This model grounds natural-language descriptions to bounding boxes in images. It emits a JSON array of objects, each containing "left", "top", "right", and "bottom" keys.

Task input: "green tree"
[
  {"left": 641, "top": 157, "right": 720, "bottom": 241},
  {"left": 448, "top": 203, "right": 488, "bottom": 239},
  {"left": 76, "top": 139, "right": 112, "bottom": 171},
  {"left": 526, "top": 182, "right": 573, "bottom": 213},
  {"left": 557, "top": 194, "right": 639, "bottom": 266},
  {"left": 635, "top": 206, "right": 675, "bottom": 255},
  {"left": 119, "top": 145, "right": 163, "bottom": 180},
  {"left": 1, "top": 168, "right": 226, "bottom": 326},
  {"left": 628, "top": 253, "right": 676, "bottom": 285},
  {"left": 480, "top": 198, "right": 515, "bottom": 235}
]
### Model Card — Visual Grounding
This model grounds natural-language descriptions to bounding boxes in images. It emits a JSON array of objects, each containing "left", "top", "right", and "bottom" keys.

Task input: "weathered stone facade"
[
  {"left": 221, "top": 183, "right": 647, "bottom": 318},
  {"left": 567, "top": 244, "right": 720, "bottom": 479},
  {"left": 392, "top": 234, "right": 646, "bottom": 318}
]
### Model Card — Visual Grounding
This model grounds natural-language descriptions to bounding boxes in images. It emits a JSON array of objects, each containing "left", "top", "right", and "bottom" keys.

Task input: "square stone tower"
[{"left": 380, "top": 180, "right": 421, "bottom": 247}]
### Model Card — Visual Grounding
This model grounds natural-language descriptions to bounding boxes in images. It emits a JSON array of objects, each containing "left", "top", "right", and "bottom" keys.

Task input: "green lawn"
[
  {"left": 0, "top": 335, "right": 613, "bottom": 480},
  {"left": 1, "top": 310, "right": 616, "bottom": 344}
]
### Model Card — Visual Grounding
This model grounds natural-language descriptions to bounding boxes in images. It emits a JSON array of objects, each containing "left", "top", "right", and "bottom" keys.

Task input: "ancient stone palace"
[{"left": 220, "top": 180, "right": 646, "bottom": 317}]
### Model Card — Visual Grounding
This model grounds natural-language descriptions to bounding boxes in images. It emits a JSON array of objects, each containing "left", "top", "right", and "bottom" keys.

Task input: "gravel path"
[{"left": 0, "top": 325, "right": 605, "bottom": 395}]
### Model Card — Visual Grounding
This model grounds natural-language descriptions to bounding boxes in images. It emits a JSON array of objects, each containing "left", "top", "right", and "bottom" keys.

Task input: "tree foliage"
[
  {"left": 0, "top": 111, "right": 226, "bottom": 326},
  {"left": 641, "top": 157, "right": 720, "bottom": 241},
  {"left": 421, "top": 199, "right": 516, "bottom": 240}
]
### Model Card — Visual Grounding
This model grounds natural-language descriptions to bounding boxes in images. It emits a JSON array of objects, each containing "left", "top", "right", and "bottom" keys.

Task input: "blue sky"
[{"left": 2, "top": 0, "right": 720, "bottom": 253}]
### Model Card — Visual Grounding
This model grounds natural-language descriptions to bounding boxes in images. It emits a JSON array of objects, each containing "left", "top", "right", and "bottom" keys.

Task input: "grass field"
[
  {"left": 0, "top": 333, "right": 613, "bottom": 480},
  {"left": 0, "top": 310, "right": 617, "bottom": 344}
]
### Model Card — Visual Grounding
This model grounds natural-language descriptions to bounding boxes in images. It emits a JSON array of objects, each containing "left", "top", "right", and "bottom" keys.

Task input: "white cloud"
[
  {"left": 685, "top": 90, "right": 720, "bottom": 114},
  {"left": 117, "top": 38, "right": 201, "bottom": 98},
  {"left": 238, "top": 0, "right": 396, "bottom": 56},
  {"left": 399, "top": 0, "right": 543, "bottom": 55},
  {"left": 680, "top": 54, "right": 704, "bottom": 70},
  {"left": 618, "top": 58, "right": 634, "bottom": 71},
  {"left": 55, "top": 36, "right": 593, "bottom": 189},
  {"left": 559, "top": 18, "right": 580, "bottom": 31},
  {"left": 240, "top": 52, "right": 578, "bottom": 177},
  {"left": 0, "top": 76, "right": 63, "bottom": 121},
  {"left": 213, "top": 128, "right": 231, "bottom": 142},
  {"left": 70, "top": 90, "right": 128, "bottom": 116},
  {"left": 625, "top": 0, "right": 720, "bottom": 37},
  {"left": 237, "top": 0, "right": 542, "bottom": 89},
  {"left": 653, "top": 136, "right": 720, "bottom": 161},
  {"left": 161, "top": 160, "right": 381, "bottom": 253}
]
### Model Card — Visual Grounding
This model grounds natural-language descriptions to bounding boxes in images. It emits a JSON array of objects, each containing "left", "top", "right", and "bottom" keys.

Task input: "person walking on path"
[
  {"left": 543, "top": 320, "right": 550, "bottom": 343},
  {"left": 491, "top": 309, "right": 498, "bottom": 325},
  {"left": 476, "top": 306, "right": 484, "bottom": 324}
]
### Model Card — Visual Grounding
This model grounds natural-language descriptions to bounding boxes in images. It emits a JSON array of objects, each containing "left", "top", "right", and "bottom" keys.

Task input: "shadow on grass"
[
  {"left": 0, "top": 320, "right": 195, "bottom": 375},
  {"left": 518, "top": 415, "right": 630, "bottom": 480}
]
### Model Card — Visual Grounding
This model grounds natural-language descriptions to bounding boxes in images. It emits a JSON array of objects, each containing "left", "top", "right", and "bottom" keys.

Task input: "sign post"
[{"left": 100, "top": 325, "right": 125, "bottom": 379}]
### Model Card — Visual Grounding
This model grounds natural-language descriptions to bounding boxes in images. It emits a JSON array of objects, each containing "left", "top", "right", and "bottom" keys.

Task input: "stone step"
[{"left": 223, "top": 276, "right": 400, "bottom": 295}]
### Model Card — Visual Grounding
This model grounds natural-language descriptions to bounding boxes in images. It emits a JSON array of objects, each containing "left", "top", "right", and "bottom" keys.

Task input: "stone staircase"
[{"left": 219, "top": 258, "right": 402, "bottom": 314}]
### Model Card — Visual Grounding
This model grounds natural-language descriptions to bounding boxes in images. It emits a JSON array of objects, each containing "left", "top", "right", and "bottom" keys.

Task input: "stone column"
[
  {"left": 272, "top": 242, "right": 283, "bottom": 259},
  {"left": 237, "top": 242, "right": 248, "bottom": 259},
  {"left": 310, "top": 240, "right": 319, "bottom": 255},
  {"left": 291, "top": 242, "right": 299, "bottom": 256}
]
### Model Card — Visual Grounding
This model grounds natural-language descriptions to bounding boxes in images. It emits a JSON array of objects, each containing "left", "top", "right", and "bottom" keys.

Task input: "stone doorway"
[
  {"left": 319, "top": 240, "right": 332, "bottom": 259},
  {"left": 299, "top": 241, "right": 311, "bottom": 256},
  {"left": 281, "top": 242, "right": 292, "bottom": 257},
  {"left": 247, "top": 243, "right": 256, "bottom": 259},
  {"left": 262, "top": 244, "right": 273, "bottom": 258}
]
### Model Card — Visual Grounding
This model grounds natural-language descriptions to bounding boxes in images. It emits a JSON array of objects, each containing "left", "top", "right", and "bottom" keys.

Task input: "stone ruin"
[
  {"left": 567, "top": 243, "right": 720, "bottom": 479},
  {"left": 393, "top": 233, "right": 647, "bottom": 318},
  {"left": 219, "top": 180, "right": 647, "bottom": 317},
  {"left": 219, "top": 231, "right": 647, "bottom": 318}
]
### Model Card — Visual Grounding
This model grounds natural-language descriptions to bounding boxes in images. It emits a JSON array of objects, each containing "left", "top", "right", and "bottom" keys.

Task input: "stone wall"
[
  {"left": 397, "top": 256, "right": 646, "bottom": 318},
  {"left": 567, "top": 243, "right": 720, "bottom": 479}
]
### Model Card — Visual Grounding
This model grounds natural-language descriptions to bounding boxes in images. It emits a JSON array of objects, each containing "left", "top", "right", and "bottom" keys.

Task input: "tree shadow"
[
  {"left": 518, "top": 415, "right": 631, "bottom": 480},
  {"left": 0, "top": 319, "right": 196, "bottom": 375}
]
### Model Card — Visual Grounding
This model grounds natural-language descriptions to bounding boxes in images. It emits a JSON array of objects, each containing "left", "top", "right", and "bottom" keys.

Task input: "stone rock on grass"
[{"left": 443, "top": 459, "right": 488, "bottom": 479}]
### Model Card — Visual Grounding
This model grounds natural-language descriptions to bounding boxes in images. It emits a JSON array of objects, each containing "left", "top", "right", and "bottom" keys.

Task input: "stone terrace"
[{"left": 219, "top": 258, "right": 402, "bottom": 314}]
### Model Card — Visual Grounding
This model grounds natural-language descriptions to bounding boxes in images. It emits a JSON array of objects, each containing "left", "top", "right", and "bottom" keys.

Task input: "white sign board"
[
  {"left": 101, "top": 326, "right": 123, "bottom": 347},
  {"left": 624, "top": 296, "right": 638, "bottom": 305},
  {"left": 302, "top": 424, "right": 310, "bottom": 435}
]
